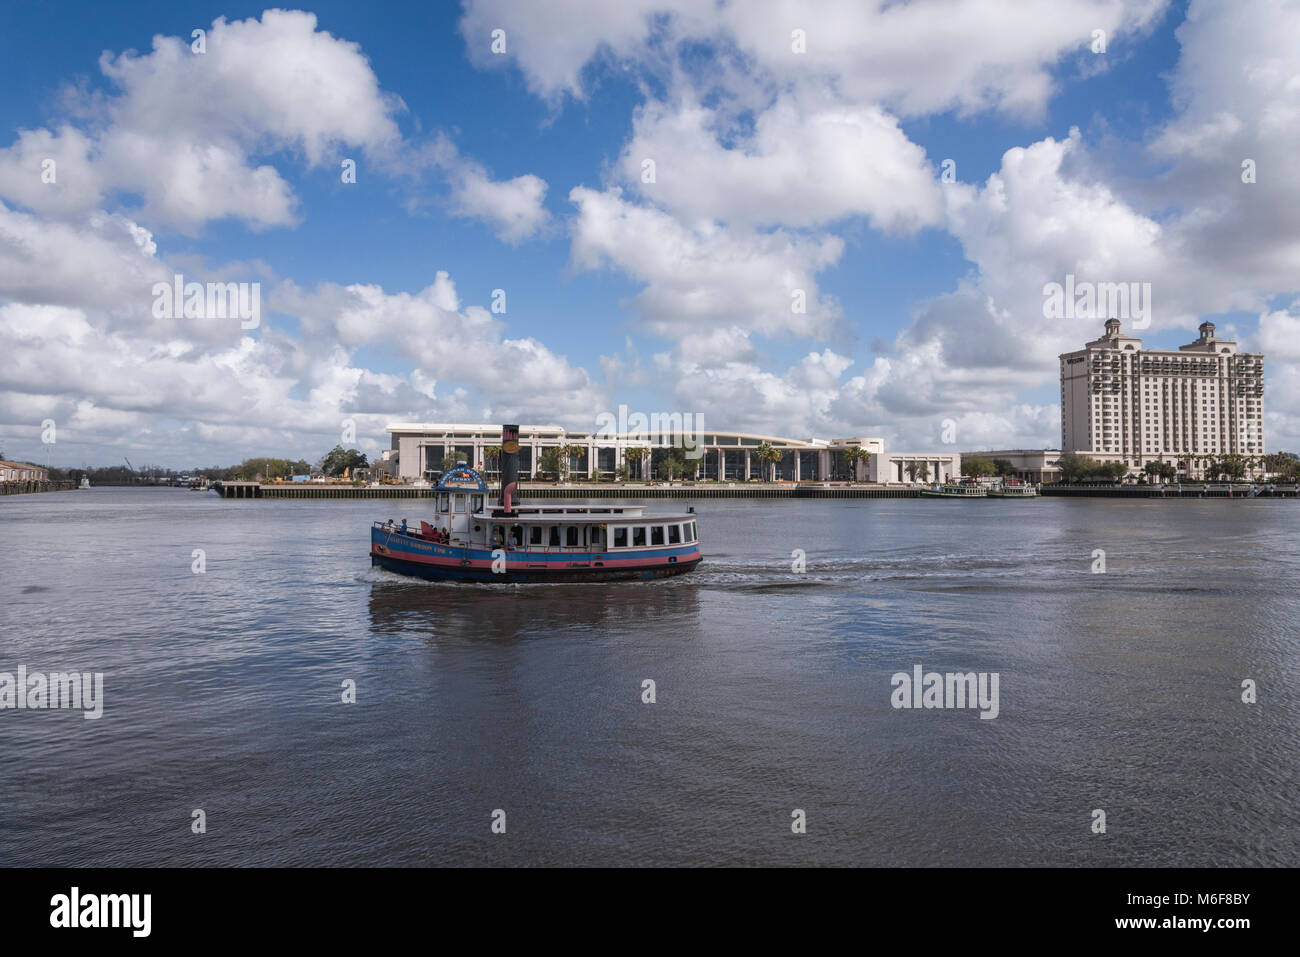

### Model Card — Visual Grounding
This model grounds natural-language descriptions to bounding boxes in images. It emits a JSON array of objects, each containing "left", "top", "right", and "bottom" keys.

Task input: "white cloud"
[
  {"left": 619, "top": 93, "right": 943, "bottom": 232},
  {"left": 0, "top": 10, "right": 402, "bottom": 233},
  {"left": 450, "top": 167, "right": 549, "bottom": 243},
  {"left": 462, "top": 0, "right": 1169, "bottom": 117},
  {"left": 570, "top": 185, "right": 844, "bottom": 338}
]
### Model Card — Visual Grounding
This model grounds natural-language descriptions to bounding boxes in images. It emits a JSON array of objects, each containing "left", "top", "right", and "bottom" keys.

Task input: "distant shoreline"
[{"left": 202, "top": 480, "right": 1300, "bottom": 501}]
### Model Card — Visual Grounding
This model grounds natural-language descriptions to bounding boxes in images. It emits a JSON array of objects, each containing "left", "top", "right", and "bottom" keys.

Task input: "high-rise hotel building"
[{"left": 1060, "top": 319, "right": 1264, "bottom": 477}]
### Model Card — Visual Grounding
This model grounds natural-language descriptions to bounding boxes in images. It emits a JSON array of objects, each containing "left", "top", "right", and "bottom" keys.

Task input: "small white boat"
[
  {"left": 921, "top": 482, "right": 987, "bottom": 498},
  {"left": 987, "top": 480, "right": 1037, "bottom": 498}
]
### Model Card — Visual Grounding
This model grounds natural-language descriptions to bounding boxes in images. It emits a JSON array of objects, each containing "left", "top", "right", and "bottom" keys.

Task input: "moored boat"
[
  {"left": 920, "top": 481, "right": 988, "bottom": 498},
  {"left": 987, "top": 479, "right": 1038, "bottom": 498},
  {"left": 369, "top": 424, "right": 702, "bottom": 582}
]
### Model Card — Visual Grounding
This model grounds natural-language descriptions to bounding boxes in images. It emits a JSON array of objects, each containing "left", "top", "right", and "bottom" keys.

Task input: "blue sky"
[{"left": 1, "top": 0, "right": 1297, "bottom": 468}]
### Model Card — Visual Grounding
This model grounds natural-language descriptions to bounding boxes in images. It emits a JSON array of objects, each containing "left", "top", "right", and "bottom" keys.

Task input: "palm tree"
[
  {"left": 623, "top": 447, "right": 648, "bottom": 480},
  {"left": 754, "top": 443, "right": 783, "bottom": 482},
  {"left": 483, "top": 445, "right": 502, "bottom": 476},
  {"left": 915, "top": 462, "right": 930, "bottom": 483},
  {"left": 842, "top": 445, "right": 868, "bottom": 481},
  {"left": 555, "top": 443, "right": 585, "bottom": 480},
  {"left": 904, "top": 462, "right": 919, "bottom": 483}
]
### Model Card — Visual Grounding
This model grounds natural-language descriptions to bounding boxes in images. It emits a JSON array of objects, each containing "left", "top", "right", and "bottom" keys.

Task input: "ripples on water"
[{"left": 0, "top": 489, "right": 1296, "bottom": 866}]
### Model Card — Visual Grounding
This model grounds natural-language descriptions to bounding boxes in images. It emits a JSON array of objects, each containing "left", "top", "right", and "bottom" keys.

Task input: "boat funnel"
[{"left": 500, "top": 423, "right": 520, "bottom": 511}]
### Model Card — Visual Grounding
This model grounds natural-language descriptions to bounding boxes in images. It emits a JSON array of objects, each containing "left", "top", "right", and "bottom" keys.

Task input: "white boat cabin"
[{"left": 384, "top": 465, "right": 698, "bottom": 552}]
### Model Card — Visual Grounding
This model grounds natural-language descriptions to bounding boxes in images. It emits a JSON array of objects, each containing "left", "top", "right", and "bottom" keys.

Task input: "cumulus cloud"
[
  {"left": 0, "top": 268, "right": 607, "bottom": 466},
  {"left": 570, "top": 185, "right": 844, "bottom": 338},
  {"left": 0, "top": 10, "right": 548, "bottom": 242},
  {"left": 618, "top": 93, "right": 943, "bottom": 232},
  {"left": 0, "top": 10, "right": 403, "bottom": 233},
  {"left": 461, "top": 0, "right": 1169, "bottom": 117},
  {"left": 417, "top": 135, "right": 551, "bottom": 242}
]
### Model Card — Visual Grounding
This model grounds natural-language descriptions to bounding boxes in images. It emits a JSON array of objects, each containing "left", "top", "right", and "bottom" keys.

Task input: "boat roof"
[
  {"left": 484, "top": 504, "right": 646, "bottom": 513},
  {"left": 476, "top": 509, "right": 696, "bottom": 524}
]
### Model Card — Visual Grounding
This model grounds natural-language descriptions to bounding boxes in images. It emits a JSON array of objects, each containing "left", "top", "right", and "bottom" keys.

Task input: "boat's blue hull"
[
  {"left": 370, "top": 527, "right": 702, "bottom": 583},
  {"left": 371, "top": 552, "right": 701, "bottom": 583}
]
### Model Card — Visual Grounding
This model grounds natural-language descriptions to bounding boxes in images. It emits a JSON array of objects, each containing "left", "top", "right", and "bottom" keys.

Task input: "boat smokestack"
[{"left": 500, "top": 423, "right": 520, "bottom": 512}]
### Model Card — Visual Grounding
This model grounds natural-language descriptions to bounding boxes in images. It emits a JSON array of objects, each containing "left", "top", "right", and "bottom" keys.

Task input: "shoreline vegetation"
[{"left": 2, "top": 445, "right": 370, "bottom": 487}]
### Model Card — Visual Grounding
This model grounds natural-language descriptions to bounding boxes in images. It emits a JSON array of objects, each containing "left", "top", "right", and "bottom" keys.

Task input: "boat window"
[
  {"left": 614, "top": 527, "right": 627, "bottom": 548},
  {"left": 668, "top": 524, "right": 681, "bottom": 544},
  {"left": 471, "top": 495, "right": 484, "bottom": 512},
  {"left": 687, "top": 522, "right": 695, "bottom": 541},
  {"left": 566, "top": 526, "right": 580, "bottom": 548},
  {"left": 591, "top": 526, "right": 605, "bottom": 548},
  {"left": 632, "top": 526, "right": 646, "bottom": 547},
  {"left": 511, "top": 525, "right": 523, "bottom": 547},
  {"left": 529, "top": 527, "right": 543, "bottom": 546},
  {"left": 453, "top": 495, "right": 466, "bottom": 513},
  {"left": 549, "top": 526, "right": 561, "bottom": 548},
  {"left": 438, "top": 493, "right": 449, "bottom": 512},
  {"left": 651, "top": 526, "right": 665, "bottom": 545}
]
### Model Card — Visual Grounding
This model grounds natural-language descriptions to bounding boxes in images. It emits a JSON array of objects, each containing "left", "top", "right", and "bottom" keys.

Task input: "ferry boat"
[
  {"left": 369, "top": 424, "right": 703, "bottom": 583},
  {"left": 920, "top": 481, "right": 988, "bottom": 498},
  {"left": 77, "top": 476, "right": 90, "bottom": 490},
  {"left": 986, "top": 479, "right": 1038, "bottom": 498}
]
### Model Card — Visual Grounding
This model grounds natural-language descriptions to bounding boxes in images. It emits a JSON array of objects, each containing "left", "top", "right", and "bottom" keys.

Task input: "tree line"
[
  {"left": 1054, "top": 451, "right": 1300, "bottom": 483},
  {"left": 30, "top": 445, "right": 371, "bottom": 484}
]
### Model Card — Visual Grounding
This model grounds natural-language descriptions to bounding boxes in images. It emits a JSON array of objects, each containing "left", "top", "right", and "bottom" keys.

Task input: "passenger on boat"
[
  {"left": 400, "top": 519, "right": 407, "bottom": 535},
  {"left": 508, "top": 530, "right": 519, "bottom": 549},
  {"left": 493, "top": 527, "right": 504, "bottom": 548}
]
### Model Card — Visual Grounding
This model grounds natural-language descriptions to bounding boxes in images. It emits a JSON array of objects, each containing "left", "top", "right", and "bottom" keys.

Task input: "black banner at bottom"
[{"left": 0, "top": 866, "right": 1276, "bottom": 943}]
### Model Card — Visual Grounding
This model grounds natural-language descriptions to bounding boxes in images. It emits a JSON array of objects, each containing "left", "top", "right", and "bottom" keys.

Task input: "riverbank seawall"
[
  {"left": 1, "top": 480, "right": 77, "bottom": 496},
  {"left": 209, "top": 481, "right": 1300, "bottom": 500}
]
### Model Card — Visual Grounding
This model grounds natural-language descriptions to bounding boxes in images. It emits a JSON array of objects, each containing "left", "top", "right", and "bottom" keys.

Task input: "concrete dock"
[{"left": 212, "top": 481, "right": 921, "bottom": 499}]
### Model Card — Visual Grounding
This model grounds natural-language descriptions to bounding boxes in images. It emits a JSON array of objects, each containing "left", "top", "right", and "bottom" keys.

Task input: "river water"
[{"left": 1, "top": 487, "right": 1296, "bottom": 866}]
